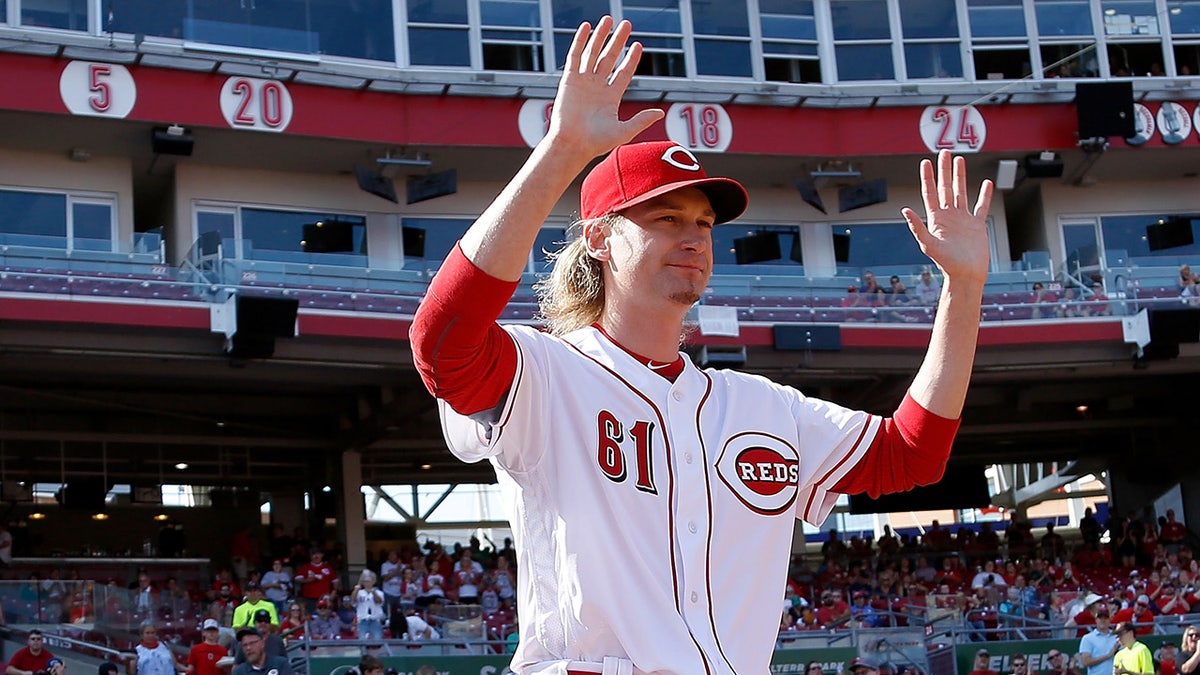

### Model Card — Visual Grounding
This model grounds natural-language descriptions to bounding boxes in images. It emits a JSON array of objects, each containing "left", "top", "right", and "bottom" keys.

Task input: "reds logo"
[
  {"left": 660, "top": 145, "right": 702, "bottom": 172},
  {"left": 716, "top": 432, "right": 800, "bottom": 515}
]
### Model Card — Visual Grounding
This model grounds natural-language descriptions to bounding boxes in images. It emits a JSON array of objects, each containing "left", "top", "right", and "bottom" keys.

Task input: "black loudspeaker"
[
  {"left": 838, "top": 179, "right": 888, "bottom": 213},
  {"left": 832, "top": 233, "right": 851, "bottom": 263},
  {"left": 1146, "top": 217, "right": 1194, "bottom": 251},
  {"left": 402, "top": 226, "right": 426, "bottom": 258},
  {"left": 733, "top": 232, "right": 782, "bottom": 264},
  {"left": 1144, "top": 308, "right": 1200, "bottom": 360},
  {"left": 152, "top": 129, "right": 195, "bottom": 156},
  {"left": 355, "top": 165, "right": 399, "bottom": 204},
  {"left": 1024, "top": 154, "right": 1065, "bottom": 178},
  {"left": 57, "top": 478, "right": 108, "bottom": 509},
  {"left": 227, "top": 295, "right": 299, "bottom": 359},
  {"left": 1076, "top": 81, "right": 1135, "bottom": 138},
  {"left": 406, "top": 169, "right": 458, "bottom": 205},
  {"left": 774, "top": 324, "right": 842, "bottom": 351}
]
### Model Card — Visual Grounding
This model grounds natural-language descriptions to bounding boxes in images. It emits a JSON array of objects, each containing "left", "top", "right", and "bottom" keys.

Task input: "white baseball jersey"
[{"left": 439, "top": 325, "right": 880, "bottom": 675}]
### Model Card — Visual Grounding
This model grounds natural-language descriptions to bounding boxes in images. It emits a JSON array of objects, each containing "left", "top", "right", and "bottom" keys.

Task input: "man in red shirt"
[
  {"left": 1111, "top": 594, "right": 1154, "bottom": 635},
  {"left": 1156, "top": 582, "right": 1192, "bottom": 616},
  {"left": 294, "top": 548, "right": 338, "bottom": 613},
  {"left": 1161, "top": 510, "right": 1188, "bottom": 553},
  {"left": 6, "top": 631, "right": 58, "bottom": 675},
  {"left": 186, "top": 619, "right": 230, "bottom": 675}
]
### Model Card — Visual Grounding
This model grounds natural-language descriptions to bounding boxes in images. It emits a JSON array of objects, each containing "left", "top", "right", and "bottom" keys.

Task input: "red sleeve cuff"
[{"left": 426, "top": 244, "right": 521, "bottom": 318}]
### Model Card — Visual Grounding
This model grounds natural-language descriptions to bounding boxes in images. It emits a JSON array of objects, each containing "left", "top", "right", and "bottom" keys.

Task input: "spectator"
[
  {"left": 840, "top": 286, "right": 872, "bottom": 322},
  {"left": 308, "top": 598, "right": 342, "bottom": 639},
  {"left": 1078, "top": 609, "right": 1120, "bottom": 675},
  {"left": 355, "top": 656, "right": 382, "bottom": 675},
  {"left": 293, "top": 549, "right": 337, "bottom": 614},
  {"left": 915, "top": 267, "right": 941, "bottom": 306},
  {"left": 402, "top": 607, "right": 440, "bottom": 641},
  {"left": 1112, "top": 595, "right": 1154, "bottom": 635},
  {"left": 1042, "top": 649, "right": 1072, "bottom": 675},
  {"left": 231, "top": 583, "right": 277, "bottom": 629},
  {"left": 335, "top": 595, "right": 355, "bottom": 627},
  {"left": 209, "top": 583, "right": 238, "bottom": 626},
  {"left": 454, "top": 548, "right": 484, "bottom": 604},
  {"left": 1086, "top": 282, "right": 1111, "bottom": 316},
  {"left": 1081, "top": 508, "right": 1103, "bottom": 546},
  {"left": 7, "top": 631, "right": 57, "bottom": 675},
  {"left": 968, "top": 648, "right": 999, "bottom": 675},
  {"left": 260, "top": 560, "right": 292, "bottom": 616},
  {"left": 1157, "top": 581, "right": 1192, "bottom": 615},
  {"left": 234, "top": 612, "right": 285, "bottom": 664},
  {"left": 230, "top": 628, "right": 292, "bottom": 675},
  {"left": 416, "top": 560, "right": 446, "bottom": 607},
  {"left": 1159, "top": 641, "right": 1180, "bottom": 675},
  {"left": 1042, "top": 523, "right": 1067, "bottom": 563},
  {"left": 971, "top": 561, "right": 1007, "bottom": 591},
  {"left": 1030, "top": 282, "right": 1058, "bottom": 319},
  {"left": 491, "top": 556, "right": 516, "bottom": 606},
  {"left": 185, "top": 619, "right": 229, "bottom": 675},
  {"left": 849, "top": 657, "right": 880, "bottom": 675},
  {"left": 1056, "top": 287, "right": 1083, "bottom": 318},
  {"left": 125, "top": 624, "right": 182, "bottom": 675},
  {"left": 1179, "top": 625, "right": 1199, "bottom": 675},
  {"left": 1006, "top": 653, "right": 1029, "bottom": 675},
  {"left": 352, "top": 569, "right": 386, "bottom": 641},
  {"left": 0, "top": 522, "right": 12, "bottom": 567},
  {"left": 278, "top": 603, "right": 306, "bottom": 642},
  {"left": 1161, "top": 510, "right": 1188, "bottom": 553},
  {"left": 805, "top": 661, "right": 825, "bottom": 675},
  {"left": 1113, "top": 621, "right": 1154, "bottom": 675},
  {"left": 379, "top": 550, "right": 404, "bottom": 614}
]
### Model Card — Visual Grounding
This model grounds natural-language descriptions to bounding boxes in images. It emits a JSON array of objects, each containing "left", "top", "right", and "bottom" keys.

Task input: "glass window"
[
  {"left": 1107, "top": 42, "right": 1166, "bottom": 76},
  {"left": 836, "top": 44, "right": 895, "bottom": 80},
  {"left": 628, "top": 0, "right": 685, "bottom": 77},
  {"left": 712, "top": 226, "right": 802, "bottom": 267},
  {"left": 0, "top": 190, "right": 67, "bottom": 241},
  {"left": 551, "top": 0, "right": 611, "bottom": 68},
  {"left": 695, "top": 39, "right": 752, "bottom": 77},
  {"left": 968, "top": 0, "right": 1028, "bottom": 38},
  {"left": 197, "top": 210, "right": 237, "bottom": 254},
  {"left": 408, "top": 0, "right": 470, "bottom": 66},
  {"left": 1040, "top": 42, "right": 1100, "bottom": 76},
  {"left": 693, "top": 0, "right": 749, "bottom": 36},
  {"left": 71, "top": 202, "right": 115, "bottom": 250},
  {"left": 906, "top": 43, "right": 964, "bottom": 78},
  {"left": 974, "top": 47, "right": 1033, "bottom": 79},
  {"left": 624, "top": 0, "right": 682, "bottom": 34},
  {"left": 481, "top": 0, "right": 544, "bottom": 71},
  {"left": 1035, "top": 0, "right": 1095, "bottom": 37},
  {"left": 831, "top": 0, "right": 891, "bottom": 40},
  {"left": 241, "top": 208, "right": 367, "bottom": 264},
  {"left": 21, "top": 0, "right": 88, "bottom": 31},
  {"left": 103, "top": 0, "right": 392, "bottom": 61},
  {"left": 1101, "top": 214, "right": 1200, "bottom": 260},
  {"left": 760, "top": 1, "right": 821, "bottom": 83},
  {"left": 1175, "top": 44, "right": 1200, "bottom": 75},
  {"left": 901, "top": 0, "right": 958, "bottom": 39},
  {"left": 1169, "top": 1, "right": 1200, "bottom": 34},
  {"left": 836, "top": 222, "right": 929, "bottom": 268},
  {"left": 1102, "top": 1, "right": 1160, "bottom": 35},
  {"left": 400, "top": 218, "right": 472, "bottom": 270}
]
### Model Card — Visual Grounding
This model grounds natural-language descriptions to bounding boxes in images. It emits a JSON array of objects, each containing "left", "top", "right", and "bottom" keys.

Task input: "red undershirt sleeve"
[
  {"left": 409, "top": 243, "right": 520, "bottom": 416},
  {"left": 831, "top": 392, "right": 960, "bottom": 498}
]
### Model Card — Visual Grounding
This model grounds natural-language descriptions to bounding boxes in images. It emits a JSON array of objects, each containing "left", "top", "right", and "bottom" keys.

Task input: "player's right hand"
[{"left": 547, "top": 16, "right": 664, "bottom": 160}]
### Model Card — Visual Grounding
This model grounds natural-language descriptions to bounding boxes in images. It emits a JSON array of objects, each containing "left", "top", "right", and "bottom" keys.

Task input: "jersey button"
[
  {"left": 688, "top": 521, "right": 697, "bottom": 533},
  {"left": 672, "top": 390, "right": 683, "bottom": 401},
  {"left": 684, "top": 452, "right": 693, "bottom": 464},
  {"left": 691, "top": 592, "right": 699, "bottom": 603}
]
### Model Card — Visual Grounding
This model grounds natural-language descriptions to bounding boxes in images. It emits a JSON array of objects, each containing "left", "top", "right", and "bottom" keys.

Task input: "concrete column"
[{"left": 338, "top": 449, "right": 368, "bottom": 581}]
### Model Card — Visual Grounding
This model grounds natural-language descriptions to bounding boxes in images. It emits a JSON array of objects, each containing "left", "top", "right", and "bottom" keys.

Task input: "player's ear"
[{"left": 583, "top": 217, "right": 612, "bottom": 261}]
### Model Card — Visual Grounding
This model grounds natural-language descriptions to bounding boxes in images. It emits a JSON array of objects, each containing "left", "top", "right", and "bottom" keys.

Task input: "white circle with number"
[
  {"left": 1156, "top": 101, "right": 1192, "bottom": 145},
  {"left": 219, "top": 77, "right": 293, "bottom": 132},
  {"left": 919, "top": 105, "right": 987, "bottom": 153},
  {"left": 59, "top": 61, "right": 136, "bottom": 118},
  {"left": 518, "top": 99, "right": 555, "bottom": 148},
  {"left": 665, "top": 103, "right": 732, "bottom": 153}
]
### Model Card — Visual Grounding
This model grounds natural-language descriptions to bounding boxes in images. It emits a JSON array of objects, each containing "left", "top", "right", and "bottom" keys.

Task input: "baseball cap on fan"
[{"left": 580, "top": 141, "right": 749, "bottom": 225}]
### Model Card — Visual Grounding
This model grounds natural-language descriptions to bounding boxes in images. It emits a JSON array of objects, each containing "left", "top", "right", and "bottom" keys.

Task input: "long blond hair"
[{"left": 534, "top": 215, "right": 616, "bottom": 336}]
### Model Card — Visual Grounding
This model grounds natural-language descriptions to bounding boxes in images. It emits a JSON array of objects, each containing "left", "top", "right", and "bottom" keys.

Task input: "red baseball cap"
[{"left": 580, "top": 141, "right": 748, "bottom": 224}]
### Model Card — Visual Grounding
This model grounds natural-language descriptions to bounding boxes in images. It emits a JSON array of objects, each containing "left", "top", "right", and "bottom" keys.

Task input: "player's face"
[{"left": 604, "top": 187, "right": 715, "bottom": 310}]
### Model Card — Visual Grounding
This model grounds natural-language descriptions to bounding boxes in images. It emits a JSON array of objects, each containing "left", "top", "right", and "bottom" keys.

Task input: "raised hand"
[
  {"left": 901, "top": 149, "right": 994, "bottom": 286},
  {"left": 547, "top": 16, "right": 664, "bottom": 158}
]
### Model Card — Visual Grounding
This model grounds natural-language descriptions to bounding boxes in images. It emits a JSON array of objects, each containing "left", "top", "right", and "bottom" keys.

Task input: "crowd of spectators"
[{"left": 779, "top": 507, "right": 1197, "bottom": 641}]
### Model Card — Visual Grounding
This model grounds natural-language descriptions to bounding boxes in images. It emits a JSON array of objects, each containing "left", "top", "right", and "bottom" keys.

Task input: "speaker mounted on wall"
[{"left": 1076, "top": 81, "right": 1135, "bottom": 138}]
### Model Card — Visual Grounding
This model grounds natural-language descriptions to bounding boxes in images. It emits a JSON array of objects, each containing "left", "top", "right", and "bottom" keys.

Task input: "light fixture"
[
  {"left": 322, "top": 485, "right": 332, "bottom": 492},
  {"left": 29, "top": 512, "right": 46, "bottom": 520},
  {"left": 153, "top": 513, "right": 170, "bottom": 521},
  {"left": 174, "top": 462, "right": 189, "bottom": 470},
  {"left": 420, "top": 464, "right": 433, "bottom": 470},
  {"left": 91, "top": 512, "right": 109, "bottom": 521},
  {"left": 151, "top": 125, "right": 194, "bottom": 156},
  {"left": 1076, "top": 404, "right": 1089, "bottom": 413}
]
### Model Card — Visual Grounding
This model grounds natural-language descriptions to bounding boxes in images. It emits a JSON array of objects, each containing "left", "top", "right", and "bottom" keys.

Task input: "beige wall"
[{"left": 0, "top": 148, "right": 134, "bottom": 242}]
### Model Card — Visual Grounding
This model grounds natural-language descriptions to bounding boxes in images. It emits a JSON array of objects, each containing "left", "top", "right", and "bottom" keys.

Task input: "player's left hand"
[{"left": 901, "top": 149, "right": 993, "bottom": 286}]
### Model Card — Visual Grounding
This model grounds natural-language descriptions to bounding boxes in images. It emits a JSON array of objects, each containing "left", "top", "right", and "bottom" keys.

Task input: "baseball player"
[{"left": 411, "top": 15, "right": 993, "bottom": 675}]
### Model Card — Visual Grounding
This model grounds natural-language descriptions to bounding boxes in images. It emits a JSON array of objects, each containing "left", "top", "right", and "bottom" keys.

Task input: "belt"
[{"left": 566, "top": 658, "right": 635, "bottom": 675}]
